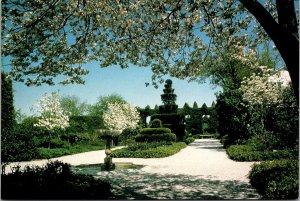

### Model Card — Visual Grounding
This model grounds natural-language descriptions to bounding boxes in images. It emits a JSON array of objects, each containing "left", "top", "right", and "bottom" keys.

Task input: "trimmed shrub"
[
  {"left": 149, "top": 119, "right": 162, "bottom": 128},
  {"left": 38, "top": 148, "right": 72, "bottom": 159},
  {"left": 112, "top": 142, "right": 187, "bottom": 158},
  {"left": 227, "top": 145, "right": 298, "bottom": 161},
  {"left": 1, "top": 161, "right": 112, "bottom": 199},
  {"left": 249, "top": 159, "right": 298, "bottom": 199},
  {"left": 126, "top": 142, "right": 168, "bottom": 152},
  {"left": 140, "top": 128, "right": 171, "bottom": 134},
  {"left": 135, "top": 133, "right": 176, "bottom": 143},
  {"left": 151, "top": 113, "right": 185, "bottom": 141},
  {"left": 184, "top": 137, "right": 195, "bottom": 145}
]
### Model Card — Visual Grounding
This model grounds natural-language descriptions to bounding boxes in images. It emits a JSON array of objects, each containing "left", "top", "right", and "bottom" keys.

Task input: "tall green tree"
[
  {"left": 192, "top": 101, "right": 198, "bottom": 109},
  {"left": 3, "top": 1, "right": 298, "bottom": 99},
  {"left": 60, "top": 95, "right": 90, "bottom": 116},
  {"left": 88, "top": 94, "right": 126, "bottom": 117},
  {"left": 1, "top": 72, "right": 16, "bottom": 132}
]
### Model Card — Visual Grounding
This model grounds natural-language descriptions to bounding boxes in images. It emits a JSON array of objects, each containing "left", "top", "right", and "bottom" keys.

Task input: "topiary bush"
[
  {"left": 149, "top": 119, "right": 162, "bottom": 128},
  {"left": 249, "top": 159, "right": 298, "bottom": 199},
  {"left": 1, "top": 161, "right": 112, "bottom": 199},
  {"left": 140, "top": 128, "right": 171, "bottom": 135},
  {"left": 184, "top": 137, "right": 195, "bottom": 145}
]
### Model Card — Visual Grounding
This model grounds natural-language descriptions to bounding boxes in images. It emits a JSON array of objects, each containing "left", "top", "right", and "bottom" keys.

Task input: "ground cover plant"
[
  {"left": 111, "top": 142, "right": 187, "bottom": 158},
  {"left": 249, "top": 159, "right": 298, "bottom": 199},
  {"left": 1, "top": 161, "right": 112, "bottom": 200}
]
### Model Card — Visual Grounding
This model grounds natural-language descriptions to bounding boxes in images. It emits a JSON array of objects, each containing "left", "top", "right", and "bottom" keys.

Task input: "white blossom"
[
  {"left": 240, "top": 66, "right": 283, "bottom": 105},
  {"left": 103, "top": 102, "right": 140, "bottom": 133},
  {"left": 34, "top": 92, "right": 69, "bottom": 131}
]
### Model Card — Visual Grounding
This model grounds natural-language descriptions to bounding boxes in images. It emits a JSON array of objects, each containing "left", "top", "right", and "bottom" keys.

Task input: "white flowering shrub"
[
  {"left": 240, "top": 66, "right": 283, "bottom": 105},
  {"left": 34, "top": 92, "right": 69, "bottom": 131},
  {"left": 103, "top": 102, "right": 140, "bottom": 132}
]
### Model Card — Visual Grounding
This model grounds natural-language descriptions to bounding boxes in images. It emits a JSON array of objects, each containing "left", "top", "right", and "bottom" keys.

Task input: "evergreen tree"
[
  {"left": 201, "top": 103, "right": 208, "bottom": 115},
  {"left": 193, "top": 101, "right": 199, "bottom": 109},
  {"left": 182, "top": 102, "right": 191, "bottom": 115},
  {"left": 1, "top": 72, "right": 15, "bottom": 133},
  {"left": 159, "top": 79, "right": 178, "bottom": 113},
  {"left": 211, "top": 101, "right": 216, "bottom": 108}
]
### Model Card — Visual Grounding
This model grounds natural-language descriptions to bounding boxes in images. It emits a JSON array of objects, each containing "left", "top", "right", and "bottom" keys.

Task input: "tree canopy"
[{"left": 3, "top": 0, "right": 298, "bottom": 98}]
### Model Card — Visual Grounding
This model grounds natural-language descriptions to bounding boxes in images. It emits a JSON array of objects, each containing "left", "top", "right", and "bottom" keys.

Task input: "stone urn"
[{"left": 96, "top": 129, "right": 121, "bottom": 171}]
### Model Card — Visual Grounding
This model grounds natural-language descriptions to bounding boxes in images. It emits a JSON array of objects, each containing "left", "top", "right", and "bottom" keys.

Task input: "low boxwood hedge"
[
  {"left": 135, "top": 133, "right": 176, "bottom": 143},
  {"left": 249, "top": 159, "right": 298, "bottom": 199},
  {"left": 140, "top": 128, "right": 171, "bottom": 134},
  {"left": 227, "top": 145, "right": 298, "bottom": 161},
  {"left": 111, "top": 142, "right": 187, "bottom": 158}
]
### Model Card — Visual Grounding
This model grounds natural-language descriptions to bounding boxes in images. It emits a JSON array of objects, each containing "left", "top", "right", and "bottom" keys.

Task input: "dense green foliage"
[
  {"left": 264, "top": 86, "right": 299, "bottom": 149},
  {"left": 140, "top": 127, "right": 171, "bottom": 134},
  {"left": 150, "top": 114, "right": 185, "bottom": 141},
  {"left": 1, "top": 73, "right": 39, "bottom": 162},
  {"left": 37, "top": 139, "right": 106, "bottom": 159},
  {"left": 1, "top": 72, "right": 15, "bottom": 133},
  {"left": 149, "top": 118, "right": 162, "bottom": 128},
  {"left": 186, "top": 108, "right": 203, "bottom": 135},
  {"left": 216, "top": 89, "right": 252, "bottom": 147},
  {"left": 67, "top": 115, "right": 104, "bottom": 133},
  {"left": 159, "top": 79, "right": 178, "bottom": 114},
  {"left": 60, "top": 95, "right": 90, "bottom": 116},
  {"left": 2, "top": 124, "right": 39, "bottom": 162},
  {"left": 2, "top": 161, "right": 112, "bottom": 199},
  {"left": 249, "top": 160, "right": 298, "bottom": 199},
  {"left": 184, "top": 137, "right": 195, "bottom": 145},
  {"left": 135, "top": 133, "right": 176, "bottom": 143},
  {"left": 227, "top": 145, "right": 298, "bottom": 161},
  {"left": 111, "top": 142, "right": 187, "bottom": 158}
]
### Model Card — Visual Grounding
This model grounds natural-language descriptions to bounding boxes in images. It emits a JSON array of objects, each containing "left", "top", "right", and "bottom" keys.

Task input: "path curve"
[{"left": 4, "top": 139, "right": 261, "bottom": 199}]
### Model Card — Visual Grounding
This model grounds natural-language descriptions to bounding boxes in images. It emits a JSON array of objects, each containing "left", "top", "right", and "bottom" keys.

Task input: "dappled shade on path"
[
  {"left": 95, "top": 169, "right": 260, "bottom": 199},
  {"left": 94, "top": 139, "right": 261, "bottom": 199}
]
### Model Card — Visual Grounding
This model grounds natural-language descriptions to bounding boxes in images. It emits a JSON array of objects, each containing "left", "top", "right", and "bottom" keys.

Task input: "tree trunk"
[{"left": 239, "top": 0, "right": 299, "bottom": 102}]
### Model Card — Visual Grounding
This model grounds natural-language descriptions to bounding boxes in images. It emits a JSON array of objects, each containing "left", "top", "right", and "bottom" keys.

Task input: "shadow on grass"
[{"left": 95, "top": 169, "right": 261, "bottom": 200}]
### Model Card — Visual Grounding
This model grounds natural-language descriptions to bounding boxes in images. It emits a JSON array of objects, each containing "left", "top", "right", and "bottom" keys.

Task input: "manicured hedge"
[
  {"left": 1, "top": 161, "right": 112, "bottom": 199},
  {"left": 149, "top": 119, "right": 162, "bottom": 128},
  {"left": 126, "top": 142, "right": 168, "bottom": 152},
  {"left": 184, "top": 137, "right": 195, "bottom": 145},
  {"left": 140, "top": 128, "right": 171, "bottom": 134},
  {"left": 135, "top": 133, "right": 176, "bottom": 143},
  {"left": 111, "top": 142, "right": 187, "bottom": 158},
  {"left": 227, "top": 145, "right": 298, "bottom": 161},
  {"left": 151, "top": 114, "right": 185, "bottom": 141},
  {"left": 249, "top": 159, "right": 298, "bottom": 199}
]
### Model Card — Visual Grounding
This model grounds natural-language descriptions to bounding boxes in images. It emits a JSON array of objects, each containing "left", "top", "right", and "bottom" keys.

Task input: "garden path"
[{"left": 4, "top": 139, "right": 261, "bottom": 199}]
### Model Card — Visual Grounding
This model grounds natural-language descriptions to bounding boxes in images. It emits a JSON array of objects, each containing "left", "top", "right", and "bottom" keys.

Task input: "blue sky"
[{"left": 10, "top": 61, "right": 221, "bottom": 115}]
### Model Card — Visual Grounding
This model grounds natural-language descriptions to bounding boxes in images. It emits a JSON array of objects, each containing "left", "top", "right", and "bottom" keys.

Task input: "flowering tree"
[
  {"left": 34, "top": 92, "right": 69, "bottom": 139},
  {"left": 240, "top": 66, "right": 283, "bottom": 105},
  {"left": 239, "top": 66, "right": 288, "bottom": 134},
  {"left": 103, "top": 102, "right": 140, "bottom": 132},
  {"left": 2, "top": 1, "right": 298, "bottom": 99}
]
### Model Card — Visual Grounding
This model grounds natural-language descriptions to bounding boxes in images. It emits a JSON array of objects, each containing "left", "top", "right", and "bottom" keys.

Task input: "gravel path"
[{"left": 4, "top": 139, "right": 261, "bottom": 199}]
